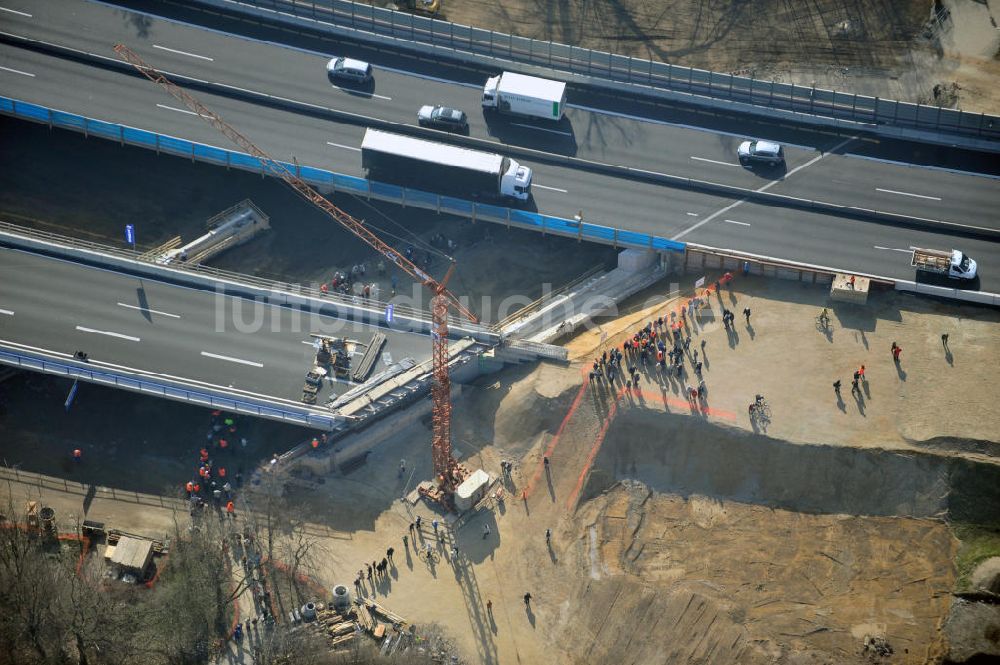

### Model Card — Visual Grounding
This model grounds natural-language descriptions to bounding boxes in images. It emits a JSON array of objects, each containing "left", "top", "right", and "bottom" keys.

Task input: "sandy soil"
[
  {"left": 388, "top": 0, "right": 1000, "bottom": 114},
  {"left": 3, "top": 250, "right": 999, "bottom": 663}
]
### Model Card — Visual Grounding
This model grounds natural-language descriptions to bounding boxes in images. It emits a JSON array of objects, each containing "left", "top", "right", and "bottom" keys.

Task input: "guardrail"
[
  {"left": 0, "top": 95, "right": 688, "bottom": 257},
  {"left": 0, "top": 346, "right": 339, "bottom": 429},
  {"left": 196, "top": 0, "right": 1000, "bottom": 147}
]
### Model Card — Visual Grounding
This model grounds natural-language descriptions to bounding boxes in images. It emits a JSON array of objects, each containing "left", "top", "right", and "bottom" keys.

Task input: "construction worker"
[
  {"left": 311, "top": 438, "right": 319, "bottom": 449},
  {"left": 200, "top": 448, "right": 210, "bottom": 462},
  {"left": 226, "top": 501, "right": 235, "bottom": 518},
  {"left": 185, "top": 481, "right": 194, "bottom": 496},
  {"left": 218, "top": 467, "right": 226, "bottom": 479},
  {"left": 72, "top": 448, "right": 82, "bottom": 463},
  {"left": 219, "top": 438, "right": 228, "bottom": 451}
]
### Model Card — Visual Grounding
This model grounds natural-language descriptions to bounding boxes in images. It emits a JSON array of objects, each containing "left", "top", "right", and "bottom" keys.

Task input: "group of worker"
[
  {"left": 588, "top": 274, "right": 735, "bottom": 397},
  {"left": 185, "top": 410, "right": 242, "bottom": 518}
]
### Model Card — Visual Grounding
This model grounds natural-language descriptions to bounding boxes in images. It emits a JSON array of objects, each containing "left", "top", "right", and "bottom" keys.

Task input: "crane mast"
[{"left": 113, "top": 44, "right": 473, "bottom": 500}]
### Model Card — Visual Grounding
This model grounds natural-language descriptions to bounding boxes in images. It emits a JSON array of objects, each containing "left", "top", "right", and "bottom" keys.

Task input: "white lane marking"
[
  {"left": 844, "top": 152, "right": 1000, "bottom": 181},
  {"left": 117, "top": 302, "right": 181, "bottom": 319},
  {"left": 329, "top": 85, "right": 391, "bottom": 101},
  {"left": 723, "top": 219, "right": 750, "bottom": 226},
  {"left": 509, "top": 122, "right": 573, "bottom": 137},
  {"left": 0, "top": 65, "right": 35, "bottom": 77},
  {"left": 0, "top": 308, "right": 14, "bottom": 315},
  {"left": 76, "top": 325, "right": 141, "bottom": 342},
  {"left": 152, "top": 44, "right": 214, "bottom": 61},
  {"left": 686, "top": 212, "right": 699, "bottom": 217},
  {"left": 875, "top": 187, "right": 942, "bottom": 201},
  {"left": 156, "top": 103, "right": 199, "bottom": 116},
  {"left": 533, "top": 184, "right": 568, "bottom": 193},
  {"left": 874, "top": 245, "right": 916, "bottom": 253},
  {"left": 673, "top": 136, "right": 856, "bottom": 241},
  {"left": 200, "top": 351, "right": 263, "bottom": 367},
  {"left": 327, "top": 141, "right": 361, "bottom": 152},
  {"left": 690, "top": 156, "right": 738, "bottom": 167},
  {"left": 0, "top": 6, "right": 31, "bottom": 17}
]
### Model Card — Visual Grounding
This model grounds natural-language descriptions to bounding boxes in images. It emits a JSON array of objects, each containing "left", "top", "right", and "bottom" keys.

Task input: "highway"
[
  {"left": 1, "top": 0, "right": 998, "bottom": 291},
  {"left": 3, "top": 0, "right": 999, "bottom": 228},
  {"left": 0, "top": 247, "right": 430, "bottom": 405}
]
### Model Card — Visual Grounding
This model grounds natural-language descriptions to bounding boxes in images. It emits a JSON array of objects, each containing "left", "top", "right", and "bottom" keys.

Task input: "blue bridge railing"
[{"left": 0, "top": 95, "right": 686, "bottom": 254}]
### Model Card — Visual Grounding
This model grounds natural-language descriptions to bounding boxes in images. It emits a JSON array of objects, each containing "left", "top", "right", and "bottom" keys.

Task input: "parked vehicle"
[
  {"left": 360, "top": 129, "right": 532, "bottom": 201},
  {"left": 481, "top": 72, "right": 566, "bottom": 121},
  {"left": 326, "top": 57, "right": 372, "bottom": 83},
  {"left": 738, "top": 140, "right": 784, "bottom": 166},
  {"left": 911, "top": 248, "right": 978, "bottom": 280},
  {"left": 417, "top": 105, "right": 469, "bottom": 132}
]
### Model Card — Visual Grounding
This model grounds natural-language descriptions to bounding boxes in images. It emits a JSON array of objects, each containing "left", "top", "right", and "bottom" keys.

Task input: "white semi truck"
[
  {"left": 481, "top": 72, "right": 566, "bottom": 121},
  {"left": 910, "top": 248, "right": 978, "bottom": 280},
  {"left": 360, "top": 129, "right": 532, "bottom": 201}
]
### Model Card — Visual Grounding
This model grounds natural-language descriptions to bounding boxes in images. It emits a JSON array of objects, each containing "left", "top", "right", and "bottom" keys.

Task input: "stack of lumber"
[{"left": 313, "top": 608, "right": 356, "bottom": 649}]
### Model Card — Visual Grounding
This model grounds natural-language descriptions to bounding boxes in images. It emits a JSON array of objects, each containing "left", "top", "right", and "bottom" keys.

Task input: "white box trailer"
[
  {"left": 360, "top": 129, "right": 532, "bottom": 201},
  {"left": 910, "top": 248, "right": 977, "bottom": 280},
  {"left": 482, "top": 72, "right": 566, "bottom": 121}
]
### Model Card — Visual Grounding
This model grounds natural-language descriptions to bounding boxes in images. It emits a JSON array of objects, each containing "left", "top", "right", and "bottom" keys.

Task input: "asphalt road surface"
[
  {"left": 0, "top": 247, "right": 430, "bottom": 404},
  {"left": 0, "top": 0, "right": 997, "bottom": 291}
]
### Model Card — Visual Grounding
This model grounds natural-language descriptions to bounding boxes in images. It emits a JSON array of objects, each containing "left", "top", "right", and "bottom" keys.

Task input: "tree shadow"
[{"left": 83, "top": 483, "right": 97, "bottom": 515}]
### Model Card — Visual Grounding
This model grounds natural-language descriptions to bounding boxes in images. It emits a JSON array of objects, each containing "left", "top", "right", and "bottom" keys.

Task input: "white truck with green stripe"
[{"left": 482, "top": 72, "right": 566, "bottom": 121}]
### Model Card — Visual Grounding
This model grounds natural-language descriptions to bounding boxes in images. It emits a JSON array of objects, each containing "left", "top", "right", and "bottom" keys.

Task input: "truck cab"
[
  {"left": 948, "top": 251, "right": 978, "bottom": 280},
  {"left": 482, "top": 75, "right": 501, "bottom": 109},
  {"left": 500, "top": 159, "right": 532, "bottom": 201}
]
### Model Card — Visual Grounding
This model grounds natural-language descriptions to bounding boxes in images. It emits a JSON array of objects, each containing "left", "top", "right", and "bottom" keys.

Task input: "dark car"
[{"left": 417, "top": 105, "right": 468, "bottom": 132}]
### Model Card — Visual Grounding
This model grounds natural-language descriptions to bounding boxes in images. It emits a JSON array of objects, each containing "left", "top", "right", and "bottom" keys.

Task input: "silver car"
[
  {"left": 417, "top": 105, "right": 469, "bottom": 132},
  {"left": 738, "top": 140, "right": 784, "bottom": 166}
]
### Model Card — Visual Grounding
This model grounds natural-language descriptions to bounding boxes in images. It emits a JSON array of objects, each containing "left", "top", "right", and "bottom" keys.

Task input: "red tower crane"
[{"left": 113, "top": 44, "right": 474, "bottom": 499}]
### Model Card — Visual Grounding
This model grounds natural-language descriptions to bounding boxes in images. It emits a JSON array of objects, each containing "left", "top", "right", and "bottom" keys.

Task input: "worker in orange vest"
[
  {"left": 226, "top": 501, "right": 235, "bottom": 517},
  {"left": 73, "top": 448, "right": 82, "bottom": 463},
  {"left": 311, "top": 438, "right": 319, "bottom": 449},
  {"left": 200, "top": 448, "right": 209, "bottom": 462},
  {"left": 192, "top": 483, "right": 201, "bottom": 494},
  {"left": 219, "top": 439, "right": 228, "bottom": 451},
  {"left": 185, "top": 481, "right": 194, "bottom": 496},
  {"left": 218, "top": 467, "right": 226, "bottom": 478}
]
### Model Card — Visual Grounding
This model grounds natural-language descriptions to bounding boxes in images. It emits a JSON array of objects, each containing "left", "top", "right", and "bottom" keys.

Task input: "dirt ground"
[
  {"left": 403, "top": 0, "right": 1000, "bottom": 114},
  {"left": 4, "top": 275, "right": 998, "bottom": 664}
]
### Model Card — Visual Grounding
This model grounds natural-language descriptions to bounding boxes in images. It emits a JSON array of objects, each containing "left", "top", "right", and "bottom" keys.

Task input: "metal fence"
[
  {"left": 0, "top": 95, "right": 687, "bottom": 259},
  {"left": 0, "top": 347, "right": 338, "bottom": 428},
  {"left": 214, "top": 0, "right": 1000, "bottom": 143}
]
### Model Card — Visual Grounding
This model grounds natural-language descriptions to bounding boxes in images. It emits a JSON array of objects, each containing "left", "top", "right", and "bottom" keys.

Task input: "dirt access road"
[{"left": 402, "top": 0, "right": 1000, "bottom": 114}]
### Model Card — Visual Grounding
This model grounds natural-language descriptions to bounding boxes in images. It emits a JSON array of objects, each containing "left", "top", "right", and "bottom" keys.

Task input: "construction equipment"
[{"left": 114, "top": 44, "right": 477, "bottom": 504}]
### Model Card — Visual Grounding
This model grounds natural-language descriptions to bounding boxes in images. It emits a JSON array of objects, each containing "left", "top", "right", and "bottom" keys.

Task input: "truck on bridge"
[
  {"left": 911, "top": 248, "right": 978, "bottom": 281},
  {"left": 360, "top": 129, "right": 532, "bottom": 201},
  {"left": 481, "top": 72, "right": 566, "bottom": 122}
]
